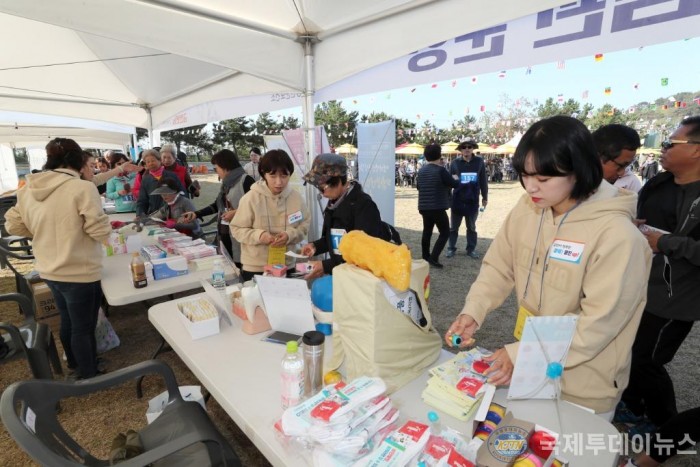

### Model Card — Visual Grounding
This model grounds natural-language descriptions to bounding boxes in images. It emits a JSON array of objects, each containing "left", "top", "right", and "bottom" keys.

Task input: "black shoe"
[{"left": 428, "top": 259, "right": 444, "bottom": 269}]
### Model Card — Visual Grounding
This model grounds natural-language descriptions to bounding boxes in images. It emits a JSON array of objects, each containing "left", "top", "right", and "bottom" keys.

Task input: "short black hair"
[
  {"left": 250, "top": 147, "right": 262, "bottom": 156},
  {"left": 513, "top": 116, "right": 602, "bottom": 200},
  {"left": 591, "top": 124, "right": 641, "bottom": 162},
  {"left": 44, "top": 138, "right": 84, "bottom": 172},
  {"left": 680, "top": 115, "right": 700, "bottom": 140},
  {"left": 423, "top": 143, "right": 441, "bottom": 161},
  {"left": 259, "top": 149, "right": 294, "bottom": 177},
  {"left": 211, "top": 149, "right": 242, "bottom": 171}
]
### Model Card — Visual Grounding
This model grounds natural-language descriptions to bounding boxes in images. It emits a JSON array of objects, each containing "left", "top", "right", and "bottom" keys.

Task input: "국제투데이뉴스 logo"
[{"left": 487, "top": 425, "right": 529, "bottom": 462}]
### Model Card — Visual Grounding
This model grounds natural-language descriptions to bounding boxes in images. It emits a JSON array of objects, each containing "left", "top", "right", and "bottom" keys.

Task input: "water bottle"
[
  {"left": 281, "top": 341, "right": 305, "bottom": 409},
  {"left": 302, "top": 331, "right": 325, "bottom": 396},
  {"left": 211, "top": 258, "right": 226, "bottom": 301}
]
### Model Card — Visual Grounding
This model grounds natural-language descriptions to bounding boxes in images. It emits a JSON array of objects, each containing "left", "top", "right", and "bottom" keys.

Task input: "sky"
[{"left": 273, "top": 38, "right": 700, "bottom": 129}]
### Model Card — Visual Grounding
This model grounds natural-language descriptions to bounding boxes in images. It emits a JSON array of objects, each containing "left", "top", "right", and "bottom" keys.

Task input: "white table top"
[
  {"left": 149, "top": 295, "right": 619, "bottom": 467},
  {"left": 101, "top": 222, "right": 235, "bottom": 306}
]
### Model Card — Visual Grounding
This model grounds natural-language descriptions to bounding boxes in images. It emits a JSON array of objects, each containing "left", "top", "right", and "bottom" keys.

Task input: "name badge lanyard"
[{"left": 522, "top": 203, "right": 580, "bottom": 312}]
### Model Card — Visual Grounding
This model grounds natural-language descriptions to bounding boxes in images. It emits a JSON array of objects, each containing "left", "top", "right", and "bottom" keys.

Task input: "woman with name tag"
[
  {"left": 445, "top": 116, "right": 652, "bottom": 419},
  {"left": 230, "top": 149, "right": 310, "bottom": 282},
  {"left": 105, "top": 153, "right": 137, "bottom": 213}
]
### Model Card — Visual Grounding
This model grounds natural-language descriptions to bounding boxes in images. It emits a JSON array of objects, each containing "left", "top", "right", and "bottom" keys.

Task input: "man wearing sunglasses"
[
  {"left": 640, "top": 154, "right": 659, "bottom": 184},
  {"left": 592, "top": 124, "right": 641, "bottom": 191},
  {"left": 619, "top": 116, "right": 700, "bottom": 432}
]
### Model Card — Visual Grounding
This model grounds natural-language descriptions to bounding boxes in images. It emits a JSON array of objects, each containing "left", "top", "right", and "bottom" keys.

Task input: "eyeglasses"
[{"left": 661, "top": 139, "right": 700, "bottom": 150}]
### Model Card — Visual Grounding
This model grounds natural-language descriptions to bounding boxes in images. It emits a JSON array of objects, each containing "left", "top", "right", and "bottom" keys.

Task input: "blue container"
[{"left": 311, "top": 275, "right": 333, "bottom": 312}]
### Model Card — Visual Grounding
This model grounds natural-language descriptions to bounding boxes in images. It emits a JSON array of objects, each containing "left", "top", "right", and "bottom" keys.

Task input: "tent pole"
[{"left": 302, "top": 37, "right": 321, "bottom": 239}]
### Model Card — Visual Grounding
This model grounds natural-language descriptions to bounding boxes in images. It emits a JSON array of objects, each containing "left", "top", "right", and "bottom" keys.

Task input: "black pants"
[
  {"left": 622, "top": 311, "right": 694, "bottom": 426},
  {"left": 649, "top": 407, "right": 700, "bottom": 462},
  {"left": 419, "top": 209, "right": 450, "bottom": 262}
]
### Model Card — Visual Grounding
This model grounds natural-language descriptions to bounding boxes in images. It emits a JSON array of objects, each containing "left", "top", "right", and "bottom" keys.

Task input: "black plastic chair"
[
  {"left": 0, "top": 237, "right": 35, "bottom": 299},
  {"left": 0, "top": 195, "right": 18, "bottom": 238},
  {"left": 0, "top": 359, "right": 241, "bottom": 467},
  {"left": 0, "top": 293, "right": 63, "bottom": 380}
]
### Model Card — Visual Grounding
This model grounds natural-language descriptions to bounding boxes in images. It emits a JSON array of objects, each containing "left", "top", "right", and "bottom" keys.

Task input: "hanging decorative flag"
[
  {"left": 607, "top": 109, "right": 615, "bottom": 116},
  {"left": 674, "top": 101, "right": 682, "bottom": 108},
  {"left": 662, "top": 104, "right": 668, "bottom": 110},
  {"left": 604, "top": 87, "right": 612, "bottom": 95},
  {"left": 410, "top": 88, "right": 416, "bottom": 93},
  {"left": 526, "top": 66, "right": 532, "bottom": 75},
  {"left": 479, "top": 105, "right": 486, "bottom": 112},
  {"left": 681, "top": 102, "right": 687, "bottom": 108},
  {"left": 557, "top": 94, "right": 564, "bottom": 103},
  {"left": 661, "top": 77, "right": 669, "bottom": 86},
  {"left": 352, "top": 99, "right": 358, "bottom": 104},
  {"left": 669, "top": 96, "right": 676, "bottom": 102},
  {"left": 498, "top": 70, "right": 506, "bottom": 78},
  {"left": 587, "top": 111, "right": 594, "bottom": 118},
  {"left": 471, "top": 76, "right": 478, "bottom": 84},
  {"left": 431, "top": 83, "right": 438, "bottom": 88},
  {"left": 465, "top": 107, "right": 470, "bottom": 114},
  {"left": 581, "top": 90, "right": 589, "bottom": 99},
  {"left": 628, "top": 107, "right": 636, "bottom": 114},
  {"left": 416, "top": 114, "right": 421, "bottom": 119},
  {"left": 515, "top": 99, "right": 521, "bottom": 108},
  {"left": 633, "top": 83, "right": 640, "bottom": 90},
  {"left": 594, "top": 53, "right": 604, "bottom": 62},
  {"left": 451, "top": 80, "right": 457, "bottom": 88},
  {"left": 556, "top": 60, "right": 565, "bottom": 69},
  {"left": 694, "top": 97, "right": 700, "bottom": 105}
]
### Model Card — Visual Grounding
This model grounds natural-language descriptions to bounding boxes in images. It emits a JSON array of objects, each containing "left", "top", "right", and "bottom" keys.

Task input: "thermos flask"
[{"left": 302, "top": 330, "right": 325, "bottom": 396}]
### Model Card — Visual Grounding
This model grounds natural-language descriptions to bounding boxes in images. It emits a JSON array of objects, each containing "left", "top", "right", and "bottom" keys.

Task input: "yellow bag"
[{"left": 329, "top": 261, "right": 442, "bottom": 393}]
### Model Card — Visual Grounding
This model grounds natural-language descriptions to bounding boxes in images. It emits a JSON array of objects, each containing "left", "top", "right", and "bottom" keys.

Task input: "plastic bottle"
[
  {"left": 130, "top": 252, "right": 148, "bottom": 288},
  {"left": 428, "top": 411, "right": 443, "bottom": 437},
  {"left": 211, "top": 258, "right": 226, "bottom": 301},
  {"left": 281, "top": 341, "right": 305, "bottom": 409}
]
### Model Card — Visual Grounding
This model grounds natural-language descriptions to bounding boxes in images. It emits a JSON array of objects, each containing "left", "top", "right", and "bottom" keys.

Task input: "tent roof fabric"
[{"left": 0, "top": 1, "right": 570, "bottom": 129}]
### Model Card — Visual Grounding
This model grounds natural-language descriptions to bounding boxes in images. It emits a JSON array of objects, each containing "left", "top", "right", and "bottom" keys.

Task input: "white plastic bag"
[
  {"left": 146, "top": 385, "right": 205, "bottom": 424},
  {"left": 95, "top": 308, "right": 120, "bottom": 353}
]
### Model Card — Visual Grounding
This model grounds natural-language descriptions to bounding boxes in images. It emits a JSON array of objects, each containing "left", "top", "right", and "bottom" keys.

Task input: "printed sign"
[{"left": 549, "top": 239, "right": 585, "bottom": 264}]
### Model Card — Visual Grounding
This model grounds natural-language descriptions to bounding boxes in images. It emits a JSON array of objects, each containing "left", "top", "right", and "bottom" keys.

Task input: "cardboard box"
[
  {"left": 30, "top": 282, "right": 61, "bottom": 335},
  {"left": 151, "top": 256, "right": 189, "bottom": 280}
]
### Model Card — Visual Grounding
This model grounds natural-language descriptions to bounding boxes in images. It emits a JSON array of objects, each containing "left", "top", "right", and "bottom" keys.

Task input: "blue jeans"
[
  {"left": 448, "top": 208, "right": 478, "bottom": 253},
  {"left": 44, "top": 280, "right": 102, "bottom": 378}
]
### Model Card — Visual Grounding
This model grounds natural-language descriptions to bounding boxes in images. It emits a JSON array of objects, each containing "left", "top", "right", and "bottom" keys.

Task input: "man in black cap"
[
  {"left": 300, "top": 153, "right": 384, "bottom": 279},
  {"left": 446, "top": 141, "right": 488, "bottom": 259}
]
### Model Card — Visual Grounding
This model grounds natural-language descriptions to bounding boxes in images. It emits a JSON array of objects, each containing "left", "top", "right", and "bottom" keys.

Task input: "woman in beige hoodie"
[
  {"left": 230, "top": 150, "right": 310, "bottom": 282},
  {"left": 445, "top": 116, "right": 652, "bottom": 417},
  {"left": 5, "top": 138, "right": 111, "bottom": 379}
]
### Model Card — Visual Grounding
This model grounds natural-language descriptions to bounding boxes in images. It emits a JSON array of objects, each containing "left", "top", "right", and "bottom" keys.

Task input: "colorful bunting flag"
[
  {"left": 556, "top": 60, "right": 566, "bottom": 70},
  {"left": 526, "top": 66, "right": 532, "bottom": 75},
  {"left": 498, "top": 70, "right": 506, "bottom": 78},
  {"left": 471, "top": 77, "right": 478, "bottom": 84},
  {"left": 669, "top": 96, "right": 676, "bottom": 102},
  {"left": 451, "top": 80, "right": 457, "bottom": 88},
  {"left": 557, "top": 94, "right": 564, "bottom": 103},
  {"left": 410, "top": 88, "right": 416, "bottom": 93},
  {"left": 682, "top": 102, "right": 687, "bottom": 108},
  {"left": 662, "top": 105, "right": 668, "bottom": 110},
  {"left": 594, "top": 53, "right": 604, "bottom": 62},
  {"left": 352, "top": 99, "right": 358, "bottom": 104},
  {"left": 661, "top": 77, "right": 669, "bottom": 86},
  {"left": 694, "top": 97, "right": 700, "bottom": 105},
  {"left": 479, "top": 105, "right": 486, "bottom": 112},
  {"left": 431, "top": 83, "right": 438, "bottom": 88},
  {"left": 633, "top": 83, "right": 639, "bottom": 90},
  {"left": 604, "top": 87, "right": 612, "bottom": 95},
  {"left": 674, "top": 101, "right": 681, "bottom": 108},
  {"left": 581, "top": 90, "right": 589, "bottom": 99}
]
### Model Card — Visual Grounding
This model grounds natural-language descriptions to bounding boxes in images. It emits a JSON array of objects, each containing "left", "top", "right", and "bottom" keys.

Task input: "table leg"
[{"left": 135, "top": 336, "right": 172, "bottom": 398}]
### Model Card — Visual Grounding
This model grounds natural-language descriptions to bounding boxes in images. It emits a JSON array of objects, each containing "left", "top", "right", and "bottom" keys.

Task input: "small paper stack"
[
  {"left": 178, "top": 244, "right": 217, "bottom": 260},
  {"left": 421, "top": 348, "right": 493, "bottom": 421}
]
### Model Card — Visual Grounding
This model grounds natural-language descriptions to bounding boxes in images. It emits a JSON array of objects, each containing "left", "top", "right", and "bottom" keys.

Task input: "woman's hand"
[
  {"left": 221, "top": 209, "right": 236, "bottom": 223},
  {"left": 300, "top": 243, "right": 316, "bottom": 257},
  {"left": 181, "top": 211, "right": 196, "bottom": 223},
  {"left": 483, "top": 348, "right": 514, "bottom": 386},
  {"left": 304, "top": 260, "right": 324, "bottom": 280},
  {"left": 271, "top": 231, "right": 289, "bottom": 247},
  {"left": 118, "top": 189, "right": 127, "bottom": 196},
  {"left": 259, "top": 232, "right": 275, "bottom": 245},
  {"left": 445, "top": 314, "right": 478, "bottom": 348}
]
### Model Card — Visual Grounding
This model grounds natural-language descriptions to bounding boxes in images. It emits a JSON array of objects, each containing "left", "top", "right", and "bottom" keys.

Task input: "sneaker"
[
  {"left": 445, "top": 250, "right": 455, "bottom": 258},
  {"left": 614, "top": 401, "right": 645, "bottom": 424},
  {"left": 627, "top": 420, "right": 657, "bottom": 438},
  {"left": 428, "top": 259, "right": 444, "bottom": 269},
  {"left": 466, "top": 251, "right": 480, "bottom": 259}
]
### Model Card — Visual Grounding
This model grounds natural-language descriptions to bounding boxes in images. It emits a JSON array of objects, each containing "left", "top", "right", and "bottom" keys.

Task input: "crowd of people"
[{"left": 4, "top": 115, "right": 699, "bottom": 466}]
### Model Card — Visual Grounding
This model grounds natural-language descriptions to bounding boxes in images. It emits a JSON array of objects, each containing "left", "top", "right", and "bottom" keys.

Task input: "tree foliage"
[{"left": 315, "top": 100, "right": 359, "bottom": 147}]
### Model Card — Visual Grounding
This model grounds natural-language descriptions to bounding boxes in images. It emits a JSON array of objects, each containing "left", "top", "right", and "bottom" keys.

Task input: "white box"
[
  {"left": 151, "top": 255, "right": 189, "bottom": 280},
  {"left": 177, "top": 297, "right": 220, "bottom": 339},
  {"left": 146, "top": 385, "right": 205, "bottom": 423}
]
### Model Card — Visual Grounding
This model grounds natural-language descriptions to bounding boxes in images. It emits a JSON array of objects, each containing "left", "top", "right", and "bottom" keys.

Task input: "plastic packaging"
[
  {"left": 130, "top": 252, "right": 147, "bottom": 288},
  {"left": 281, "top": 341, "right": 305, "bottom": 409},
  {"left": 302, "top": 330, "right": 325, "bottom": 396},
  {"left": 211, "top": 258, "right": 226, "bottom": 301},
  {"left": 428, "top": 411, "right": 443, "bottom": 437}
]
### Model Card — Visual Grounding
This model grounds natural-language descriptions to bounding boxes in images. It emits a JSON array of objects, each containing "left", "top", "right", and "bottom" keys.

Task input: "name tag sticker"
[
  {"left": 549, "top": 239, "right": 585, "bottom": 264},
  {"left": 330, "top": 228, "right": 347, "bottom": 255},
  {"left": 460, "top": 172, "right": 477, "bottom": 184},
  {"left": 288, "top": 210, "right": 303, "bottom": 224}
]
